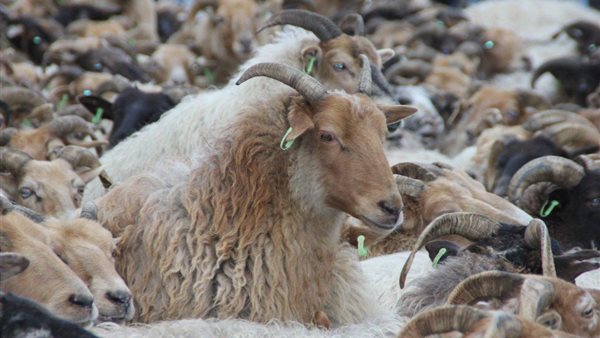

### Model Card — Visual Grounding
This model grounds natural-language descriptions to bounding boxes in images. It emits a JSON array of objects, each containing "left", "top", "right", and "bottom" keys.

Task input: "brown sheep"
[{"left": 94, "top": 61, "right": 416, "bottom": 323}]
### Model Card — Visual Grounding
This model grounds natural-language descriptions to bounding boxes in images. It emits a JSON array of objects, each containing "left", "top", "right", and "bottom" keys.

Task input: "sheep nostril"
[
  {"left": 69, "top": 294, "right": 94, "bottom": 308},
  {"left": 106, "top": 290, "right": 132, "bottom": 305},
  {"left": 377, "top": 200, "right": 400, "bottom": 218}
]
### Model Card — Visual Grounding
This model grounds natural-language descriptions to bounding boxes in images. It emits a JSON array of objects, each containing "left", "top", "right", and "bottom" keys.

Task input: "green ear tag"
[
  {"left": 92, "top": 108, "right": 104, "bottom": 125},
  {"left": 57, "top": 94, "right": 69, "bottom": 111},
  {"left": 357, "top": 235, "right": 368, "bottom": 258},
  {"left": 432, "top": 248, "right": 447, "bottom": 268},
  {"left": 22, "top": 118, "right": 32, "bottom": 128},
  {"left": 279, "top": 127, "right": 294, "bottom": 150},
  {"left": 204, "top": 68, "right": 215, "bottom": 84},
  {"left": 540, "top": 199, "right": 560, "bottom": 217},
  {"left": 304, "top": 56, "right": 317, "bottom": 75}
]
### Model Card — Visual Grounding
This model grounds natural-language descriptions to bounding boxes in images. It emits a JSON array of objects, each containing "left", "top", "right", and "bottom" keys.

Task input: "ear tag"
[
  {"left": 22, "top": 119, "right": 32, "bottom": 128},
  {"left": 204, "top": 68, "right": 215, "bottom": 84},
  {"left": 432, "top": 248, "right": 447, "bottom": 267},
  {"left": 280, "top": 127, "right": 294, "bottom": 150},
  {"left": 540, "top": 199, "right": 560, "bottom": 217},
  {"left": 32, "top": 36, "right": 42, "bottom": 45},
  {"left": 483, "top": 40, "right": 495, "bottom": 49},
  {"left": 304, "top": 55, "right": 317, "bottom": 75},
  {"left": 357, "top": 235, "right": 368, "bottom": 258},
  {"left": 83, "top": 89, "right": 92, "bottom": 96},
  {"left": 57, "top": 93, "right": 69, "bottom": 111},
  {"left": 92, "top": 108, "right": 104, "bottom": 125}
]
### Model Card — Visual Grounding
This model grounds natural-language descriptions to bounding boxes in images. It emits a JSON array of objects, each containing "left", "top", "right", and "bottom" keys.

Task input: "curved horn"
[
  {"left": 523, "top": 109, "right": 596, "bottom": 132},
  {"left": 80, "top": 202, "right": 98, "bottom": 220},
  {"left": 399, "top": 213, "right": 502, "bottom": 288},
  {"left": 56, "top": 145, "right": 101, "bottom": 170},
  {"left": 358, "top": 55, "right": 372, "bottom": 95},
  {"left": 447, "top": 271, "right": 525, "bottom": 305},
  {"left": 507, "top": 156, "right": 585, "bottom": 208},
  {"left": 95, "top": 77, "right": 132, "bottom": 96},
  {"left": 370, "top": 64, "right": 395, "bottom": 98},
  {"left": 339, "top": 13, "right": 365, "bottom": 36},
  {"left": 258, "top": 9, "right": 342, "bottom": 41},
  {"left": 13, "top": 204, "right": 45, "bottom": 223},
  {"left": 391, "top": 162, "right": 439, "bottom": 182},
  {"left": 0, "top": 147, "right": 32, "bottom": 177},
  {"left": 0, "top": 87, "right": 47, "bottom": 115},
  {"left": 398, "top": 305, "right": 488, "bottom": 338},
  {"left": 40, "top": 66, "right": 84, "bottom": 89},
  {"left": 524, "top": 219, "right": 556, "bottom": 277},
  {"left": 46, "top": 115, "right": 93, "bottom": 138},
  {"left": 0, "top": 194, "right": 14, "bottom": 215},
  {"left": 518, "top": 277, "right": 556, "bottom": 321},
  {"left": 531, "top": 58, "right": 577, "bottom": 88},
  {"left": 0, "top": 127, "right": 17, "bottom": 146},
  {"left": 575, "top": 153, "right": 600, "bottom": 170},
  {"left": 384, "top": 60, "right": 432, "bottom": 82},
  {"left": 395, "top": 175, "right": 426, "bottom": 198},
  {"left": 236, "top": 63, "right": 327, "bottom": 104},
  {"left": 536, "top": 122, "right": 600, "bottom": 152}
]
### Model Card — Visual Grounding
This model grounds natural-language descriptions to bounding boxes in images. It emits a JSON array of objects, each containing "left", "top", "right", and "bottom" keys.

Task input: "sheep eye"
[
  {"left": 76, "top": 185, "right": 85, "bottom": 195},
  {"left": 332, "top": 63, "right": 346, "bottom": 71},
  {"left": 112, "top": 250, "right": 118, "bottom": 258},
  {"left": 19, "top": 187, "right": 33, "bottom": 199},
  {"left": 590, "top": 198, "right": 600, "bottom": 206},
  {"left": 320, "top": 132, "right": 335, "bottom": 143},
  {"left": 583, "top": 308, "right": 594, "bottom": 318},
  {"left": 32, "top": 36, "right": 42, "bottom": 45},
  {"left": 93, "top": 62, "right": 103, "bottom": 70}
]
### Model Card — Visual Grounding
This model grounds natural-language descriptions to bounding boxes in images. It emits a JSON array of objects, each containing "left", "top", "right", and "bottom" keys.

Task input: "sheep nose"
[
  {"left": 377, "top": 199, "right": 401, "bottom": 218},
  {"left": 239, "top": 39, "right": 253, "bottom": 52},
  {"left": 106, "top": 290, "right": 132, "bottom": 305},
  {"left": 69, "top": 294, "right": 94, "bottom": 308}
]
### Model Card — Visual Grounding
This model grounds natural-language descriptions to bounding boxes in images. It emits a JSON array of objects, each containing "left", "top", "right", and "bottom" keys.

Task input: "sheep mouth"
[
  {"left": 96, "top": 314, "right": 127, "bottom": 324},
  {"left": 360, "top": 215, "right": 401, "bottom": 231}
]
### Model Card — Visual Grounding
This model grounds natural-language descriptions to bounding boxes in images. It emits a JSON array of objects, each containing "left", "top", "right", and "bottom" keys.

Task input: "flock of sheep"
[{"left": 1, "top": 0, "right": 600, "bottom": 337}]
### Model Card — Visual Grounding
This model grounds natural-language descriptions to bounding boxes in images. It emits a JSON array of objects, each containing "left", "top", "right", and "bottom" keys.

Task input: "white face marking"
[{"left": 15, "top": 328, "right": 51, "bottom": 338}]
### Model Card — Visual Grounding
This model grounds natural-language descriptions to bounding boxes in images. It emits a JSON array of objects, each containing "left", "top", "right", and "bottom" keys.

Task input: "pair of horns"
[
  {"left": 259, "top": 9, "right": 343, "bottom": 42},
  {"left": 398, "top": 213, "right": 556, "bottom": 288},
  {"left": 236, "top": 54, "right": 372, "bottom": 103}
]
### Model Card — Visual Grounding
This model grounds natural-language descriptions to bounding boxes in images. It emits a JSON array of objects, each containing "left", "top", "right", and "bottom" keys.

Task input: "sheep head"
[
  {"left": 447, "top": 271, "right": 600, "bottom": 337},
  {"left": 508, "top": 155, "right": 600, "bottom": 249},
  {"left": 259, "top": 10, "right": 395, "bottom": 98},
  {"left": 236, "top": 58, "right": 416, "bottom": 234},
  {"left": 0, "top": 147, "right": 104, "bottom": 218},
  {"left": 552, "top": 21, "right": 600, "bottom": 56},
  {"left": 0, "top": 196, "right": 97, "bottom": 324},
  {"left": 46, "top": 210, "right": 134, "bottom": 323}
]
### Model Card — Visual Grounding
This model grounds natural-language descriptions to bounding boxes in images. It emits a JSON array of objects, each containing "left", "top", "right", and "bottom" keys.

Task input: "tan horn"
[
  {"left": 391, "top": 162, "right": 439, "bottom": 182},
  {"left": 524, "top": 219, "right": 556, "bottom": 277},
  {"left": 258, "top": 9, "right": 342, "bottom": 42},
  {"left": 0, "top": 147, "right": 33, "bottom": 177},
  {"left": 395, "top": 175, "right": 426, "bottom": 198},
  {"left": 398, "top": 305, "right": 488, "bottom": 338},
  {"left": 399, "top": 212, "right": 502, "bottom": 288},
  {"left": 447, "top": 270, "right": 525, "bottom": 305},
  {"left": 46, "top": 115, "right": 93, "bottom": 138},
  {"left": 357, "top": 54, "right": 372, "bottom": 95}
]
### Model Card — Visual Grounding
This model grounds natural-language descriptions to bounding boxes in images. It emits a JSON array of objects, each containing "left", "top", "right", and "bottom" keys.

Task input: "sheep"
[
  {"left": 82, "top": 13, "right": 401, "bottom": 202},
  {"left": 508, "top": 155, "right": 600, "bottom": 250},
  {"left": 447, "top": 271, "right": 600, "bottom": 337},
  {"left": 93, "top": 60, "right": 416, "bottom": 323},
  {"left": 396, "top": 212, "right": 600, "bottom": 317},
  {"left": 79, "top": 87, "right": 175, "bottom": 148},
  {"left": 0, "top": 115, "right": 97, "bottom": 160},
  {"left": 343, "top": 162, "right": 533, "bottom": 255},
  {"left": 552, "top": 21, "right": 600, "bottom": 57},
  {"left": 0, "top": 253, "right": 99, "bottom": 338},
  {"left": 0, "top": 146, "right": 105, "bottom": 218},
  {"left": 397, "top": 305, "right": 579, "bottom": 338},
  {"left": 147, "top": 43, "right": 198, "bottom": 85},
  {"left": 0, "top": 196, "right": 98, "bottom": 324},
  {"left": 531, "top": 56, "right": 600, "bottom": 106},
  {"left": 0, "top": 85, "right": 47, "bottom": 128}
]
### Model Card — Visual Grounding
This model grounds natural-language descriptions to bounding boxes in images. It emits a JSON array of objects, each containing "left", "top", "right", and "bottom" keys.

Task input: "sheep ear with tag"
[
  {"left": 300, "top": 45, "right": 322, "bottom": 75},
  {"left": 425, "top": 240, "right": 461, "bottom": 264},
  {"left": 378, "top": 105, "right": 417, "bottom": 125},
  {"left": 78, "top": 95, "right": 113, "bottom": 120},
  {"left": 286, "top": 99, "right": 315, "bottom": 141}
]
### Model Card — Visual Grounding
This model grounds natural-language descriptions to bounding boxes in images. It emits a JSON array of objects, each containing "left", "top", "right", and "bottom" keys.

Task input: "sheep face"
[
  {"left": 301, "top": 94, "right": 412, "bottom": 233},
  {"left": 0, "top": 211, "right": 97, "bottom": 324},
  {"left": 9, "top": 159, "right": 101, "bottom": 219},
  {"left": 48, "top": 219, "right": 134, "bottom": 323},
  {"left": 305, "top": 35, "right": 385, "bottom": 95},
  {"left": 213, "top": 0, "right": 259, "bottom": 61}
]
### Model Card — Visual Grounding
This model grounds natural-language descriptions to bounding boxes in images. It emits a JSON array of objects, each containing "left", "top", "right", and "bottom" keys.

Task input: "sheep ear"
[
  {"left": 286, "top": 104, "right": 314, "bottom": 141},
  {"left": 0, "top": 175, "right": 17, "bottom": 198},
  {"left": 78, "top": 166, "right": 104, "bottom": 184},
  {"left": 536, "top": 310, "right": 562, "bottom": 330},
  {"left": 425, "top": 240, "right": 460, "bottom": 264},
  {"left": 377, "top": 48, "right": 395, "bottom": 64},
  {"left": 554, "top": 250, "right": 600, "bottom": 282},
  {"left": 378, "top": 105, "right": 418, "bottom": 125},
  {"left": 0, "top": 253, "right": 30, "bottom": 281},
  {"left": 301, "top": 45, "right": 322, "bottom": 75},
  {"left": 78, "top": 95, "right": 113, "bottom": 120}
]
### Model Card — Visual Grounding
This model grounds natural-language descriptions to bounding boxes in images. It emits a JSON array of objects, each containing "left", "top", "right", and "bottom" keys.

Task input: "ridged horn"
[
  {"left": 56, "top": 145, "right": 101, "bottom": 170},
  {"left": 399, "top": 212, "right": 502, "bottom": 288},
  {"left": 531, "top": 58, "right": 577, "bottom": 88},
  {"left": 384, "top": 59, "right": 432, "bottom": 82},
  {"left": 518, "top": 277, "right": 556, "bottom": 321},
  {"left": 0, "top": 87, "right": 47, "bottom": 115},
  {"left": 236, "top": 63, "right": 327, "bottom": 104},
  {"left": 507, "top": 156, "right": 585, "bottom": 208},
  {"left": 524, "top": 219, "right": 556, "bottom": 277},
  {"left": 447, "top": 271, "right": 525, "bottom": 305},
  {"left": 391, "top": 162, "right": 439, "bottom": 182},
  {"left": 258, "top": 9, "right": 342, "bottom": 41},
  {"left": 536, "top": 122, "right": 600, "bottom": 152},
  {"left": 575, "top": 153, "right": 600, "bottom": 170},
  {"left": 395, "top": 175, "right": 426, "bottom": 198},
  {"left": 46, "top": 115, "right": 93, "bottom": 138},
  {"left": 0, "top": 147, "right": 32, "bottom": 177},
  {"left": 0, "top": 127, "right": 17, "bottom": 146},
  {"left": 398, "top": 305, "right": 488, "bottom": 338},
  {"left": 523, "top": 109, "right": 596, "bottom": 132},
  {"left": 358, "top": 55, "right": 372, "bottom": 95}
]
